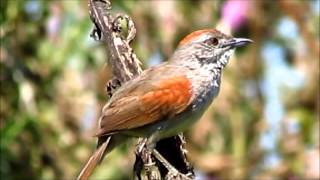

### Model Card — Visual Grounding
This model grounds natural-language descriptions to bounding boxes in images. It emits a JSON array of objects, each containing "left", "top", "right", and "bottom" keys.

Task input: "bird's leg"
[
  {"left": 136, "top": 138, "right": 147, "bottom": 154},
  {"left": 135, "top": 134, "right": 192, "bottom": 180},
  {"left": 144, "top": 133, "right": 191, "bottom": 180},
  {"left": 134, "top": 139, "right": 145, "bottom": 180},
  {"left": 142, "top": 134, "right": 162, "bottom": 180},
  {"left": 145, "top": 132, "right": 176, "bottom": 171},
  {"left": 136, "top": 137, "right": 154, "bottom": 167},
  {"left": 145, "top": 138, "right": 156, "bottom": 166},
  {"left": 153, "top": 149, "right": 193, "bottom": 180},
  {"left": 135, "top": 137, "right": 160, "bottom": 180}
]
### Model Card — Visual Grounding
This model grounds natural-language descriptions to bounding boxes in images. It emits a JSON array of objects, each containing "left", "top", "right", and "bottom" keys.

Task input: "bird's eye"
[{"left": 205, "top": 37, "right": 219, "bottom": 46}]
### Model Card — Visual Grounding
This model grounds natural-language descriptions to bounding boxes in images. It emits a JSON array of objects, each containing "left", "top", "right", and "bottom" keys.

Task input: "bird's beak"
[{"left": 222, "top": 38, "right": 253, "bottom": 48}]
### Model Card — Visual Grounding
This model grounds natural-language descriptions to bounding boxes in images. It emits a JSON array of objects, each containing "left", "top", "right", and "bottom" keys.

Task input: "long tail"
[{"left": 77, "top": 136, "right": 111, "bottom": 180}]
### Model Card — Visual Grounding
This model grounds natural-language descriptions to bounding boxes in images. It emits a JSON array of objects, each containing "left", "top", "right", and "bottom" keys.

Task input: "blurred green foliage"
[{"left": 0, "top": 0, "right": 319, "bottom": 180}]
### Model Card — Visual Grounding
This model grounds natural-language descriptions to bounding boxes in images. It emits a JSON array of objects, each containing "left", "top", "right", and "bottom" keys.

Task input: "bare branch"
[{"left": 88, "top": 0, "right": 142, "bottom": 83}]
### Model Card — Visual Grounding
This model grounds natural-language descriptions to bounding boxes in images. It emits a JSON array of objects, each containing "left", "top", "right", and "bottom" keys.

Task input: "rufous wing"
[{"left": 96, "top": 76, "right": 192, "bottom": 136}]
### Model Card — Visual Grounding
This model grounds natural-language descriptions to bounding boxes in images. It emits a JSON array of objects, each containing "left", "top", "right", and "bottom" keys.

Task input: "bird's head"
[{"left": 172, "top": 29, "right": 252, "bottom": 69}]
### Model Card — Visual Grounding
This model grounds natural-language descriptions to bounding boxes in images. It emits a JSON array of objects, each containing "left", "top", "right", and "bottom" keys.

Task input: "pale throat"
[
  {"left": 183, "top": 49, "right": 234, "bottom": 106},
  {"left": 169, "top": 47, "right": 234, "bottom": 104}
]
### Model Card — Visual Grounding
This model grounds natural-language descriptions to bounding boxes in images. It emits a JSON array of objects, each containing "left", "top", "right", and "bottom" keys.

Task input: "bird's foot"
[
  {"left": 135, "top": 137, "right": 193, "bottom": 180},
  {"left": 134, "top": 138, "right": 160, "bottom": 180},
  {"left": 152, "top": 149, "right": 193, "bottom": 180}
]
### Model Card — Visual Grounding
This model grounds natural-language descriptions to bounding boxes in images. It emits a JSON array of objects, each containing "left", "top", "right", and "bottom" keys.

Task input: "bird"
[{"left": 77, "top": 29, "right": 252, "bottom": 180}]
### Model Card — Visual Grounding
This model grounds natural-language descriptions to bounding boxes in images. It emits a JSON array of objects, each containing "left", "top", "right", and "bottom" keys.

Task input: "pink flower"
[{"left": 222, "top": 0, "right": 250, "bottom": 30}]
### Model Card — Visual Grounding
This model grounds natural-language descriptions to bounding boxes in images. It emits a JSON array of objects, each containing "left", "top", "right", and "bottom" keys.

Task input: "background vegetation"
[{"left": 0, "top": 0, "right": 319, "bottom": 179}]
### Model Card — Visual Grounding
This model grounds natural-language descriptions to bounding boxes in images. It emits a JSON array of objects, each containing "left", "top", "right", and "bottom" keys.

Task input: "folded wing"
[{"left": 96, "top": 75, "right": 192, "bottom": 136}]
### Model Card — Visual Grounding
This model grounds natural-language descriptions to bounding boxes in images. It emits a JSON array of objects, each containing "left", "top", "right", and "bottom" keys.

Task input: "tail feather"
[{"left": 77, "top": 136, "right": 111, "bottom": 180}]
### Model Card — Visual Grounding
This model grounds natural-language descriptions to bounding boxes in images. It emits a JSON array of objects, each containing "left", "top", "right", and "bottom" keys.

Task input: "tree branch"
[{"left": 88, "top": 0, "right": 142, "bottom": 83}]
